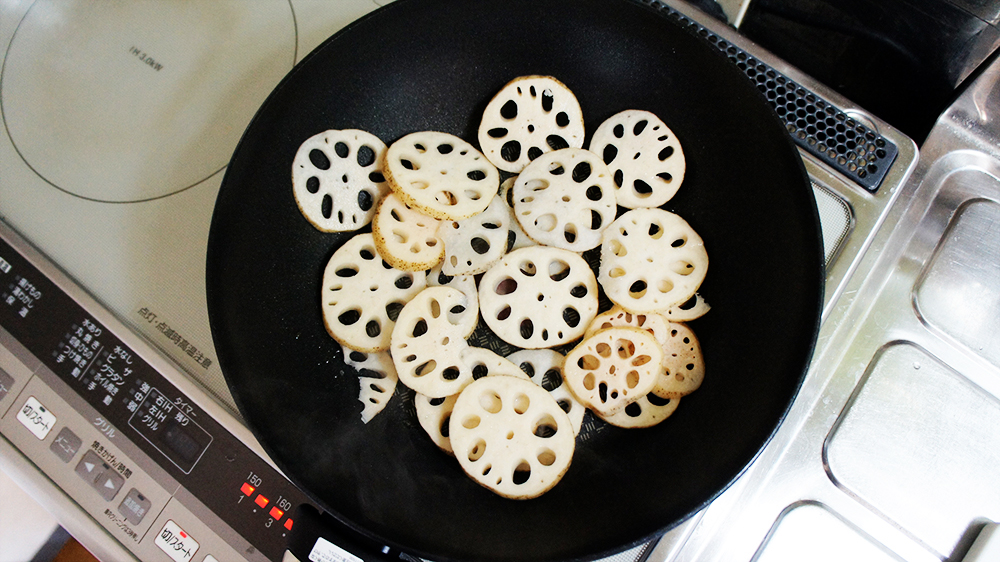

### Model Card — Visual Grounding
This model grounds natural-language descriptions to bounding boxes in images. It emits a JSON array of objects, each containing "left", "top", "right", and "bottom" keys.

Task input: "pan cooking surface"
[{"left": 206, "top": 0, "right": 824, "bottom": 560}]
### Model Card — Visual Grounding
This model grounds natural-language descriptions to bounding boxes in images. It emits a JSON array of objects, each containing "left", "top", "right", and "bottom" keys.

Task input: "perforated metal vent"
[{"left": 642, "top": 0, "right": 898, "bottom": 192}]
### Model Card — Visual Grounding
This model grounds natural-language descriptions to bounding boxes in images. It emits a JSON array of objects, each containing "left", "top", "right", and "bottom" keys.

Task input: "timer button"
[
  {"left": 93, "top": 468, "right": 125, "bottom": 501},
  {"left": 118, "top": 488, "right": 151, "bottom": 524},
  {"left": 75, "top": 450, "right": 105, "bottom": 483},
  {"left": 49, "top": 426, "right": 82, "bottom": 463},
  {"left": 0, "top": 368, "right": 14, "bottom": 401}
]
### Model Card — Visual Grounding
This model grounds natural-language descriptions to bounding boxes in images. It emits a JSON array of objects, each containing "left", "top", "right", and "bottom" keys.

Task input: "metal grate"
[{"left": 642, "top": 0, "right": 899, "bottom": 192}]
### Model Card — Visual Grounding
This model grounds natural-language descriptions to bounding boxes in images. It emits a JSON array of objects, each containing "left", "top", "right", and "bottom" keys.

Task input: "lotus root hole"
[
  {"left": 609, "top": 267, "right": 626, "bottom": 278},
  {"left": 429, "top": 298, "right": 442, "bottom": 318},
  {"left": 549, "top": 260, "right": 570, "bottom": 281},
  {"left": 616, "top": 340, "right": 636, "bottom": 359},
  {"left": 671, "top": 236, "right": 687, "bottom": 247},
  {"left": 626, "top": 370, "right": 640, "bottom": 388},
  {"left": 468, "top": 439, "right": 487, "bottom": 462},
  {"left": 513, "top": 393, "right": 530, "bottom": 414},
  {"left": 415, "top": 360, "right": 437, "bottom": 377},
  {"left": 535, "top": 214, "right": 557, "bottom": 232},
  {"left": 579, "top": 355, "right": 601, "bottom": 371},
  {"left": 436, "top": 191, "right": 459, "bottom": 206},
  {"left": 509, "top": 462, "right": 532, "bottom": 486},
  {"left": 629, "top": 280, "right": 647, "bottom": 298},
  {"left": 538, "top": 450, "right": 557, "bottom": 466},
  {"left": 533, "top": 414, "right": 558, "bottom": 438},
  {"left": 595, "top": 343, "right": 612, "bottom": 358},
  {"left": 672, "top": 261, "right": 696, "bottom": 275},
  {"left": 658, "top": 279, "right": 674, "bottom": 293},
  {"left": 480, "top": 391, "right": 503, "bottom": 414},
  {"left": 495, "top": 277, "right": 517, "bottom": 295},
  {"left": 632, "top": 354, "right": 652, "bottom": 367},
  {"left": 582, "top": 372, "right": 596, "bottom": 390}
]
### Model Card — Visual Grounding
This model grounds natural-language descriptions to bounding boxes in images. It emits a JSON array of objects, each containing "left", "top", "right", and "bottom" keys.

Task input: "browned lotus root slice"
[
  {"left": 461, "top": 347, "right": 530, "bottom": 381},
  {"left": 322, "top": 233, "right": 426, "bottom": 352},
  {"left": 341, "top": 344, "right": 398, "bottom": 423},
  {"left": 478, "top": 75, "right": 585, "bottom": 173},
  {"left": 506, "top": 349, "right": 585, "bottom": 436},
  {"left": 512, "top": 148, "right": 616, "bottom": 252},
  {"left": 478, "top": 246, "right": 598, "bottom": 349},
  {"left": 584, "top": 306, "right": 670, "bottom": 347},
  {"left": 599, "top": 208, "right": 708, "bottom": 313},
  {"left": 563, "top": 327, "right": 662, "bottom": 416},
  {"left": 390, "top": 287, "right": 475, "bottom": 398},
  {"left": 384, "top": 131, "right": 499, "bottom": 220},
  {"left": 372, "top": 193, "right": 444, "bottom": 271},
  {"left": 498, "top": 177, "right": 535, "bottom": 252},
  {"left": 449, "top": 375, "right": 575, "bottom": 499},
  {"left": 425, "top": 264, "right": 479, "bottom": 338},
  {"left": 292, "top": 129, "right": 390, "bottom": 232},
  {"left": 589, "top": 110, "right": 685, "bottom": 209},
  {"left": 437, "top": 194, "right": 509, "bottom": 276},
  {"left": 652, "top": 322, "right": 705, "bottom": 399},
  {"left": 662, "top": 293, "right": 711, "bottom": 321},
  {"left": 599, "top": 393, "right": 680, "bottom": 428},
  {"left": 415, "top": 393, "right": 459, "bottom": 454}
]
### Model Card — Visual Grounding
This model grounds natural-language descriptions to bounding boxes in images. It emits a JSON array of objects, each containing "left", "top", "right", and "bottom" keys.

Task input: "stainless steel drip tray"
[{"left": 657, "top": 150, "right": 1000, "bottom": 560}]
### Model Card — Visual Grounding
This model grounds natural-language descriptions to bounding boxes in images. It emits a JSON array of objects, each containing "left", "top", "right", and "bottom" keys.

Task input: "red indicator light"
[
  {"left": 255, "top": 494, "right": 269, "bottom": 508},
  {"left": 269, "top": 506, "right": 284, "bottom": 520},
  {"left": 240, "top": 483, "right": 255, "bottom": 496},
  {"left": 284, "top": 519, "right": 294, "bottom": 530}
]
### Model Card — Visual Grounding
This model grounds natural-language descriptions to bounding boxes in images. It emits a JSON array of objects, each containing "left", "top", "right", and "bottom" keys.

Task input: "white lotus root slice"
[
  {"left": 652, "top": 322, "right": 705, "bottom": 399},
  {"left": 426, "top": 264, "right": 479, "bottom": 338},
  {"left": 599, "top": 393, "right": 680, "bottom": 428},
  {"left": 437, "top": 194, "right": 510, "bottom": 276},
  {"left": 589, "top": 110, "right": 686, "bottom": 209},
  {"left": 563, "top": 327, "right": 663, "bottom": 416},
  {"left": 478, "top": 75, "right": 585, "bottom": 173},
  {"left": 415, "top": 393, "right": 459, "bottom": 454},
  {"left": 391, "top": 287, "right": 476, "bottom": 398},
  {"left": 479, "top": 246, "right": 598, "bottom": 349},
  {"left": 292, "top": 129, "right": 390, "bottom": 232},
  {"left": 462, "top": 347, "right": 530, "bottom": 381},
  {"left": 599, "top": 208, "right": 708, "bottom": 313},
  {"left": 384, "top": 131, "right": 499, "bottom": 220},
  {"left": 662, "top": 293, "right": 711, "bottom": 322},
  {"left": 512, "top": 148, "right": 617, "bottom": 252},
  {"left": 341, "top": 344, "right": 398, "bottom": 423},
  {"left": 322, "top": 233, "right": 426, "bottom": 352},
  {"left": 372, "top": 193, "right": 444, "bottom": 271},
  {"left": 449, "top": 375, "right": 575, "bottom": 499},
  {"left": 506, "top": 349, "right": 585, "bottom": 436},
  {"left": 584, "top": 306, "right": 671, "bottom": 347},
  {"left": 498, "top": 177, "right": 535, "bottom": 252}
]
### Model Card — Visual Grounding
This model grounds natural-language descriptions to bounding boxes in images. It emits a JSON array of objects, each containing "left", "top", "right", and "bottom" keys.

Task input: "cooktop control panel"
[{"left": 0, "top": 221, "right": 314, "bottom": 562}]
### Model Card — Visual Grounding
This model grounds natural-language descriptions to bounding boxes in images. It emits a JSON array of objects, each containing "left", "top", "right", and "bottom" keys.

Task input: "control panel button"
[
  {"left": 94, "top": 468, "right": 124, "bottom": 501},
  {"left": 75, "top": 450, "right": 105, "bottom": 483},
  {"left": 49, "top": 426, "right": 82, "bottom": 463},
  {"left": 155, "top": 519, "right": 199, "bottom": 562},
  {"left": 118, "top": 488, "right": 151, "bottom": 525},
  {"left": 0, "top": 368, "right": 13, "bottom": 400},
  {"left": 17, "top": 395, "right": 56, "bottom": 439}
]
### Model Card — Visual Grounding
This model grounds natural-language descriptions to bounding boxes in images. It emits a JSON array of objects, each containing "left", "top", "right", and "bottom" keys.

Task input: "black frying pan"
[{"left": 206, "top": 0, "right": 824, "bottom": 560}]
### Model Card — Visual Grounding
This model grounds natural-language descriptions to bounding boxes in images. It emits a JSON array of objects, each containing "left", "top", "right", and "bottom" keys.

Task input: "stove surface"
[{"left": 2, "top": 1, "right": 960, "bottom": 561}]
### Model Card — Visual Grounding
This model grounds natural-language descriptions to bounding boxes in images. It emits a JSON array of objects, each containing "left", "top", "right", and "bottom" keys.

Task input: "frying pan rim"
[{"left": 205, "top": 0, "right": 826, "bottom": 559}]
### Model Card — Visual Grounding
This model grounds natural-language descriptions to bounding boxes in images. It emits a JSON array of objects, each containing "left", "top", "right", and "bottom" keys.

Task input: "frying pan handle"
[{"left": 285, "top": 505, "right": 405, "bottom": 562}]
